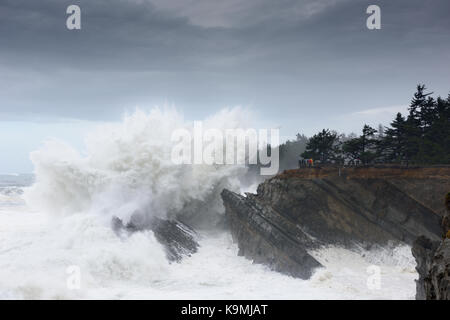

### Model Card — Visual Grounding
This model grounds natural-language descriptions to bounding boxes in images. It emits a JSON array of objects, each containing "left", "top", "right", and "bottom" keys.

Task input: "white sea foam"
[
  {"left": 0, "top": 204, "right": 417, "bottom": 299},
  {"left": 0, "top": 108, "right": 418, "bottom": 299},
  {"left": 24, "top": 108, "right": 249, "bottom": 226}
]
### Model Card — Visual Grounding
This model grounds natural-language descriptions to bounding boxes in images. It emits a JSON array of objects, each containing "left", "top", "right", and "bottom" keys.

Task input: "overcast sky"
[{"left": 0, "top": 0, "right": 449, "bottom": 172}]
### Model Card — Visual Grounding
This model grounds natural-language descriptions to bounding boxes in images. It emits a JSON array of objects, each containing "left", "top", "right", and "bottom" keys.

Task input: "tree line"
[{"left": 289, "top": 85, "right": 450, "bottom": 167}]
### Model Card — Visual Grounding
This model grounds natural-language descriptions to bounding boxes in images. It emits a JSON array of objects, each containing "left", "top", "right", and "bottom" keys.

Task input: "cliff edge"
[{"left": 221, "top": 166, "right": 450, "bottom": 280}]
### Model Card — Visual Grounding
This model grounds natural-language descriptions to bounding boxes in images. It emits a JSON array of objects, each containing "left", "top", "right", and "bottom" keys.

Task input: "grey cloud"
[
  {"left": 0, "top": 0, "right": 449, "bottom": 131},
  {"left": 149, "top": 0, "right": 346, "bottom": 28}
]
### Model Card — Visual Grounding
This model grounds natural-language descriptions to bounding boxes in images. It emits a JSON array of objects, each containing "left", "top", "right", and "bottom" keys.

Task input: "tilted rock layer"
[
  {"left": 222, "top": 166, "right": 450, "bottom": 280},
  {"left": 112, "top": 215, "right": 199, "bottom": 262}
]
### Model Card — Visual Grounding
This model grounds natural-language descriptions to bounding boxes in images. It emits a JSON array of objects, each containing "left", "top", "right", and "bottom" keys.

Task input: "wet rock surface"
[
  {"left": 413, "top": 237, "right": 450, "bottom": 300},
  {"left": 112, "top": 215, "right": 199, "bottom": 262},
  {"left": 412, "top": 191, "right": 450, "bottom": 300},
  {"left": 428, "top": 239, "right": 450, "bottom": 299},
  {"left": 221, "top": 189, "right": 322, "bottom": 280},
  {"left": 412, "top": 236, "right": 441, "bottom": 299}
]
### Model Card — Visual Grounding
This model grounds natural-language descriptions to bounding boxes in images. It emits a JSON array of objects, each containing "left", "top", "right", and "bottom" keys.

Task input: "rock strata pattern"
[
  {"left": 222, "top": 167, "right": 449, "bottom": 280},
  {"left": 112, "top": 215, "right": 199, "bottom": 262}
]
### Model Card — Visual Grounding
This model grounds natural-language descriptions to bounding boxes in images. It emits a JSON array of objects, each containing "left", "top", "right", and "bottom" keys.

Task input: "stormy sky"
[{"left": 0, "top": 0, "right": 449, "bottom": 172}]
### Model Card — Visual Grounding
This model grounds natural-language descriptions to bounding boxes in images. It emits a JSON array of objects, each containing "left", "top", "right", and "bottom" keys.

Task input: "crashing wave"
[{"left": 24, "top": 108, "right": 250, "bottom": 227}]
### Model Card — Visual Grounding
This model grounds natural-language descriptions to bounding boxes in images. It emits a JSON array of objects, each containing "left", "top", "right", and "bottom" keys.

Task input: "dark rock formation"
[
  {"left": 412, "top": 191, "right": 450, "bottom": 300},
  {"left": 411, "top": 236, "right": 441, "bottom": 299},
  {"left": 222, "top": 167, "right": 449, "bottom": 280},
  {"left": 222, "top": 189, "right": 322, "bottom": 279},
  {"left": 112, "top": 215, "right": 199, "bottom": 262},
  {"left": 443, "top": 193, "right": 450, "bottom": 238},
  {"left": 413, "top": 238, "right": 450, "bottom": 300},
  {"left": 428, "top": 239, "right": 450, "bottom": 299}
]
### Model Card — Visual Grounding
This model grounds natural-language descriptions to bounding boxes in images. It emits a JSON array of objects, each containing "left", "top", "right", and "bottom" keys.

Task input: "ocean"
[{"left": 0, "top": 109, "right": 418, "bottom": 299}]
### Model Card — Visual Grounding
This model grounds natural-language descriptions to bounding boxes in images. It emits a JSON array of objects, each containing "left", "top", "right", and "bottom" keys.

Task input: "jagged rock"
[
  {"left": 411, "top": 236, "right": 441, "bottom": 299},
  {"left": 412, "top": 191, "right": 450, "bottom": 300},
  {"left": 221, "top": 167, "right": 449, "bottom": 280},
  {"left": 222, "top": 189, "right": 322, "bottom": 279},
  {"left": 442, "top": 192, "right": 450, "bottom": 238},
  {"left": 112, "top": 215, "right": 199, "bottom": 262},
  {"left": 428, "top": 239, "right": 450, "bottom": 299},
  {"left": 413, "top": 238, "right": 450, "bottom": 300}
]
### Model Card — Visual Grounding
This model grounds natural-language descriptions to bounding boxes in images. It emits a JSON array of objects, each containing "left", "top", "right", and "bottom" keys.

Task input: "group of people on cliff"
[
  {"left": 298, "top": 158, "right": 314, "bottom": 168},
  {"left": 298, "top": 157, "right": 364, "bottom": 168}
]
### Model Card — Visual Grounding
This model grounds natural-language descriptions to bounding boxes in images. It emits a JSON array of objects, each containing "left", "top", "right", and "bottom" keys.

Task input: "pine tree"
[
  {"left": 298, "top": 85, "right": 450, "bottom": 167},
  {"left": 301, "top": 129, "right": 340, "bottom": 163},
  {"left": 409, "top": 84, "right": 431, "bottom": 123},
  {"left": 342, "top": 125, "right": 378, "bottom": 164},
  {"left": 424, "top": 95, "right": 450, "bottom": 163},
  {"left": 403, "top": 85, "right": 433, "bottom": 163},
  {"left": 379, "top": 85, "right": 449, "bottom": 165},
  {"left": 381, "top": 112, "right": 407, "bottom": 162}
]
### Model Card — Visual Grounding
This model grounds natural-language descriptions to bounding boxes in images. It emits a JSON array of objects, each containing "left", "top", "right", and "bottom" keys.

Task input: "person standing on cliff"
[{"left": 298, "top": 156, "right": 305, "bottom": 168}]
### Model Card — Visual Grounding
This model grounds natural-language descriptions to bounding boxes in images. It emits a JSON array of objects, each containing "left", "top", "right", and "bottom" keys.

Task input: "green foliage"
[
  {"left": 381, "top": 113, "right": 407, "bottom": 162},
  {"left": 342, "top": 125, "right": 378, "bottom": 164},
  {"left": 301, "top": 129, "right": 340, "bottom": 163},
  {"left": 300, "top": 84, "right": 449, "bottom": 166},
  {"left": 380, "top": 85, "right": 450, "bottom": 164},
  {"left": 252, "top": 84, "right": 449, "bottom": 173}
]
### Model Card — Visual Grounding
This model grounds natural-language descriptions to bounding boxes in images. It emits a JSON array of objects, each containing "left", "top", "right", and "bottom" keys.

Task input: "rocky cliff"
[
  {"left": 221, "top": 166, "right": 450, "bottom": 280},
  {"left": 412, "top": 237, "right": 450, "bottom": 300},
  {"left": 412, "top": 192, "right": 450, "bottom": 300},
  {"left": 426, "top": 239, "right": 450, "bottom": 299}
]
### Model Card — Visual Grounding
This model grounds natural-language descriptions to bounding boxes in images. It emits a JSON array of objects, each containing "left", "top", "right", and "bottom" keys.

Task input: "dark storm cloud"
[{"left": 0, "top": 0, "right": 449, "bottom": 126}]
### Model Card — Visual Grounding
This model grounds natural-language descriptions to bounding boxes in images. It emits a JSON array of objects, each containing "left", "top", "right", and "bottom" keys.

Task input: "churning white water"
[{"left": 0, "top": 109, "right": 418, "bottom": 299}]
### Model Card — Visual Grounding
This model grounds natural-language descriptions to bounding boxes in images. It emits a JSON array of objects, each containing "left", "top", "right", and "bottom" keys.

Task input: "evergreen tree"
[
  {"left": 379, "top": 85, "right": 449, "bottom": 165},
  {"left": 342, "top": 125, "right": 378, "bottom": 164},
  {"left": 424, "top": 95, "right": 450, "bottom": 163},
  {"left": 403, "top": 85, "right": 433, "bottom": 163},
  {"left": 381, "top": 113, "right": 407, "bottom": 162},
  {"left": 301, "top": 129, "right": 340, "bottom": 163},
  {"left": 409, "top": 84, "right": 432, "bottom": 123},
  {"left": 286, "top": 84, "right": 450, "bottom": 169}
]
